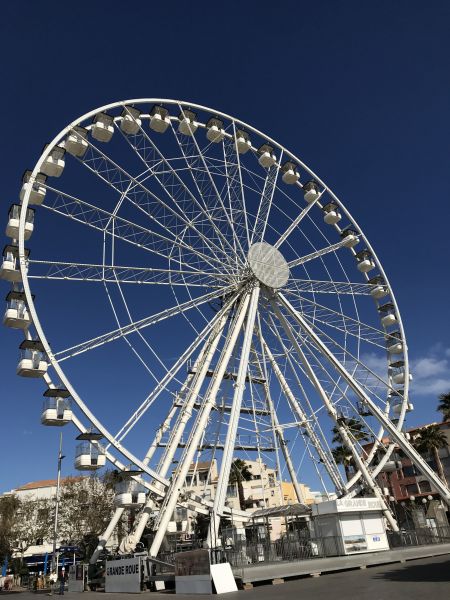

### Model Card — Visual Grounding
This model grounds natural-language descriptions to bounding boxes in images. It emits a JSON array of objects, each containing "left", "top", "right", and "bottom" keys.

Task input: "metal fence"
[
  {"left": 152, "top": 524, "right": 450, "bottom": 580},
  {"left": 387, "top": 525, "right": 450, "bottom": 548}
]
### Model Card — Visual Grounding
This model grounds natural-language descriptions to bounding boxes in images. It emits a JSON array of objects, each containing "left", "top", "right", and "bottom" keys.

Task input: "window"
[
  {"left": 405, "top": 484, "right": 418, "bottom": 496},
  {"left": 419, "top": 481, "right": 432, "bottom": 493},
  {"left": 402, "top": 465, "right": 418, "bottom": 477},
  {"left": 268, "top": 474, "right": 275, "bottom": 487}
]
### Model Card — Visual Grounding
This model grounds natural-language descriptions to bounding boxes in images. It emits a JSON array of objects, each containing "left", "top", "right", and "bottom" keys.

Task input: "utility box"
[{"left": 311, "top": 497, "right": 389, "bottom": 556}]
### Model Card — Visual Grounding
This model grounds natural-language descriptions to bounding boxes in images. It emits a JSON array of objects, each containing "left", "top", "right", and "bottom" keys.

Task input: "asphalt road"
[{"left": 7, "top": 555, "right": 450, "bottom": 600}]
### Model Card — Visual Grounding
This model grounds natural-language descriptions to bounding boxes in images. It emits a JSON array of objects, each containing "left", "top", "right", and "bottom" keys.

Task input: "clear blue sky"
[{"left": 1, "top": 0, "right": 450, "bottom": 493}]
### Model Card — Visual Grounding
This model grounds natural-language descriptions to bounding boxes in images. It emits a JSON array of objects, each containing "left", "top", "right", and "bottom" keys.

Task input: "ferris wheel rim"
[{"left": 16, "top": 97, "right": 410, "bottom": 499}]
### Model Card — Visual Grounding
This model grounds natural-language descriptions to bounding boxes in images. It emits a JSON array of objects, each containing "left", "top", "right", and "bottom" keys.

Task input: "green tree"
[
  {"left": 332, "top": 418, "right": 369, "bottom": 479},
  {"left": 331, "top": 446, "right": 353, "bottom": 481},
  {"left": 228, "top": 459, "right": 253, "bottom": 511},
  {"left": 332, "top": 418, "right": 369, "bottom": 445},
  {"left": 437, "top": 392, "right": 450, "bottom": 422},
  {"left": 412, "top": 425, "right": 448, "bottom": 483},
  {"left": 0, "top": 495, "right": 19, "bottom": 563}
]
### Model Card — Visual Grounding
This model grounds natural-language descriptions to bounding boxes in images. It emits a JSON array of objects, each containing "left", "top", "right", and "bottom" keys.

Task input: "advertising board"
[{"left": 105, "top": 557, "right": 142, "bottom": 593}]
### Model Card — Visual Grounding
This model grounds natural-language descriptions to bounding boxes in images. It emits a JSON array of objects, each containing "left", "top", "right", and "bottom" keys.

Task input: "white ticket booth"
[{"left": 311, "top": 498, "right": 390, "bottom": 556}]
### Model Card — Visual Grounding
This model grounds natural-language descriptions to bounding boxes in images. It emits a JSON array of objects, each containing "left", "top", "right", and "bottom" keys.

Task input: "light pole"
[{"left": 50, "top": 433, "right": 65, "bottom": 575}]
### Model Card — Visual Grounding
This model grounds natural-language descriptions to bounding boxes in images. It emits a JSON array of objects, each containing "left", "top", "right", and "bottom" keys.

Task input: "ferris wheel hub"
[{"left": 248, "top": 242, "right": 290, "bottom": 289}]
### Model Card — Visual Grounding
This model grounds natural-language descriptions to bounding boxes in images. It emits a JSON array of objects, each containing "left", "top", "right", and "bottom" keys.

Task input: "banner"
[{"left": 105, "top": 557, "right": 141, "bottom": 593}]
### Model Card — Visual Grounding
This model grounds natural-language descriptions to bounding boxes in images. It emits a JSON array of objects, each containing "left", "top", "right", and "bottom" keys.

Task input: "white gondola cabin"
[
  {"left": 75, "top": 430, "right": 105, "bottom": 470},
  {"left": 340, "top": 228, "right": 359, "bottom": 248},
  {"left": 178, "top": 109, "right": 198, "bottom": 136},
  {"left": 149, "top": 105, "right": 170, "bottom": 133},
  {"left": 368, "top": 275, "right": 389, "bottom": 299},
  {"left": 20, "top": 171, "right": 47, "bottom": 205},
  {"left": 41, "top": 146, "right": 65, "bottom": 178},
  {"left": 389, "top": 360, "right": 412, "bottom": 385},
  {"left": 235, "top": 129, "right": 251, "bottom": 154},
  {"left": 114, "top": 470, "right": 146, "bottom": 508},
  {"left": 6, "top": 204, "right": 34, "bottom": 240},
  {"left": 3, "top": 290, "right": 31, "bottom": 328},
  {"left": 281, "top": 161, "right": 300, "bottom": 185},
  {"left": 378, "top": 302, "right": 397, "bottom": 327},
  {"left": 75, "top": 442, "right": 106, "bottom": 470},
  {"left": 120, "top": 106, "right": 142, "bottom": 135},
  {"left": 386, "top": 331, "right": 403, "bottom": 354},
  {"left": 41, "top": 388, "right": 72, "bottom": 426},
  {"left": 206, "top": 117, "right": 225, "bottom": 143},
  {"left": 257, "top": 144, "right": 276, "bottom": 168},
  {"left": 17, "top": 339, "right": 48, "bottom": 377},
  {"left": 389, "top": 390, "right": 413, "bottom": 415},
  {"left": 355, "top": 249, "right": 375, "bottom": 273},
  {"left": 0, "top": 245, "right": 29, "bottom": 282},
  {"left": 65, "top": 126, "right": 89, "bottom": 157},
  {"left": 303, "top": 180, "right": 320, "bottom": 202},
  {"left": 91, "top": 112, "right": 114, "bottom": 142},
  {"left": 322, "top": 202, "right": 342, "bottom": 225}
]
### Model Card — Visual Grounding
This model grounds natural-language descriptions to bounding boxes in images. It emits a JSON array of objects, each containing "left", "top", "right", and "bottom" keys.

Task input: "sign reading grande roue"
[{"left": 105, "top": 557, "right": 141, "bottom": 593}]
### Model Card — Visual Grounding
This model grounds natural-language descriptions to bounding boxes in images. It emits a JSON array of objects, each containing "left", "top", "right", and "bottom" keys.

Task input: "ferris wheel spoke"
[
  {"left": 27, "top": 259, "right": 228, "bottom": 288},
  {"left": 288, "top": 238, "right": 355, "bottom": 269},
  {"left": 77, "top": 134, "right": 209, "bottom": 246},
  {"left": 169, "top": 117, "right": 246, "bottom": 263},
  {"left": 265, "top": 313, "right": 341, "bottom": 459},
  {"left": 272, "top": 300, "right": 392, "bottom": 401},
  {"left": 269, "top": 299, "right": 397, "bottom": 522},
  {"left": 250, "top": 156, "right": 282, "bottom": 245},
  {"left": 273, "top": 190, "right": 326, "bottom": 249},
  {"left": 258, "top": 328, "right": 345, "bottom": 492},
  {"left": 53, "top": 285, "right": 234, "bottom": 362},
  {"left": 115, "top": 115, "right": 236, "bottom": 267},
  {"left": 297, "top": 320, "right": 392, "bottom": 406},
  {"left": 252, "top": 340, "right": 306, "bottom": 503},
  {"left": 285, "top": 278, "right": 374, "bottom": 296},
  {"left": 283, "top": 293, "right": 388, "bottom": 348},
  {"left": 110, "top": 290, "right": 240, "bottom": 447},
  {"left": 42, "top": 185, "right": 227, "bottom": 273}
]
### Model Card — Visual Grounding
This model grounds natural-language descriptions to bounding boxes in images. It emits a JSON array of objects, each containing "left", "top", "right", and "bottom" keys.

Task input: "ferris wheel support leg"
[
  {"left": 149, "top": 290, "right": 252, "bottom": 558},
  {"left": 277, "top": 291, "right": 450, "bottom": 509},
  {"left": 259, "top": 333, "right": 346, "bottom": 494},
  {"left": 142, "top": 330, "right": 216, "bottom": 467},
  {"left": 129, "top": 311, "right": 232, "bottom": 549},
  {"left": 90, "top": 507, "right": 125, "bottom": 564},
  {"left": 271, "top": 297, "right": 398, "bottom": 531},
  {"left": 207, "top": 285, "right": 260, "bottom": 546}
]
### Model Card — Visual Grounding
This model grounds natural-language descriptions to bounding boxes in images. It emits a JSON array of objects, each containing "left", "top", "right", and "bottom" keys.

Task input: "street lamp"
[{"left": 50, "top": 433, "right": 65, "bottom": 576}]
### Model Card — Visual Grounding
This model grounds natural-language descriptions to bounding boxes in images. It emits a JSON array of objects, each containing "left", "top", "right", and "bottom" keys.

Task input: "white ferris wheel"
[{"left": 3, "top": 98, "right": 450, "bottom": 558}]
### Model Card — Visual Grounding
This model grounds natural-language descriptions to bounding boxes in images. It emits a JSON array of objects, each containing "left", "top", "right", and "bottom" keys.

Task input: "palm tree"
[
  {"left": 332, "top": 418, "right": 369, "bottom": 445},
  {"left": 332, "top": 418, "right": 369, "bottom": 479},
  {"left": 228, "top": 459, "right": 253, "bottom": 510},
  {"left": 437, "top": 392, "right": 450, "bottom": 422},
  {"left": 332, "top": 446, "right": 353, "bottom": 481},
  {"left": 412, "top": 425, "right": 448, "bottom": 483}
]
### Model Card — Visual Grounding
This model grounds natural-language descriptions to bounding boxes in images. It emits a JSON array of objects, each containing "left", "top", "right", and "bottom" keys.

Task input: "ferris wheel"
[{"left": 3, "top": 98, "right": 450, "bottom": 558}]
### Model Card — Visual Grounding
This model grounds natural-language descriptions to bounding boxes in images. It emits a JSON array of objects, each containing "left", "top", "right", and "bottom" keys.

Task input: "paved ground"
[{"left": 4, "top": 555, "right": 450, "bottom": 599}]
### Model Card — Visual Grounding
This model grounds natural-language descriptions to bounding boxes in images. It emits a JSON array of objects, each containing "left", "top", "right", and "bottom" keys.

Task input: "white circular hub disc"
[{"left": 248, "top": 242, "right": 290, "bottom": 289}]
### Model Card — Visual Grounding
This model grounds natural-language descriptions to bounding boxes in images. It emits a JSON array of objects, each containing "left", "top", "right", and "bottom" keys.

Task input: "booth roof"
[{"left": 251, "top": 503, "right": 311, "bottom": 518}]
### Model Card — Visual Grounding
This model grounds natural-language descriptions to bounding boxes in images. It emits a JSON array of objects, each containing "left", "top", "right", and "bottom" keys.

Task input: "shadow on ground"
[{"left": 374, "top": 557, "right": 450, "bottom": 582}]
